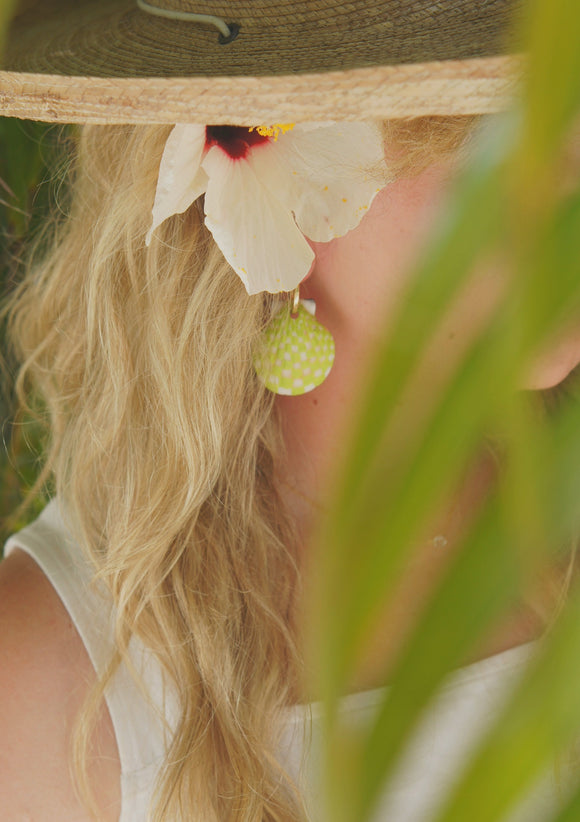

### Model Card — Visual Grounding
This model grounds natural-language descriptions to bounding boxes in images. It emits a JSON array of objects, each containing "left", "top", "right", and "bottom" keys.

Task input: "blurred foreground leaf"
[
  {"left": 308, "top": 0, "right": 580, "bottom": 820},
  {"left": 0, "top": 0, "right": 16, "bottom": 54}
]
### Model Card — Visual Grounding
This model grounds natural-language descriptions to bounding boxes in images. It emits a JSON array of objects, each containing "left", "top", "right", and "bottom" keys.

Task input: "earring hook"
[{"left": 290, "top": 287, "right": 301, "bottom": 319}]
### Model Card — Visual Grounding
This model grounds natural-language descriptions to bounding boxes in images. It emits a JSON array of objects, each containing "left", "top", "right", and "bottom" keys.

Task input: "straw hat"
[{"left": 0, "top": 0, "right": 526, "bottom": 123}]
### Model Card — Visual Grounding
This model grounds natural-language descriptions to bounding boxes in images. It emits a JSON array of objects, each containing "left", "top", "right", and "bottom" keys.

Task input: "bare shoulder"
[{"left": 0, "top": 547, "right": 121, "bottom": 821}]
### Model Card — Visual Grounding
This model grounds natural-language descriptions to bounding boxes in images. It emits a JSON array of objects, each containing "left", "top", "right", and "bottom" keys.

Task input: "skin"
[
  {"left": 277, "top": 156, "right": 580, "bottom": 694},
  {"left": 0, "top": 548, "right": 121, "bottom": 820},
  {"left": 0, "top": 154, "right": 579, "bottom": 816},
  {"left": 279, "top": 157, "right": 580, "bottom": 509}
]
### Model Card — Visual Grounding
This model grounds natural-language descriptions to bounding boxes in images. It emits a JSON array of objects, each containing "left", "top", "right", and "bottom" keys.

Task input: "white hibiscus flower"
[{"left": 146, "top": 122, "right": 390, "bottom": 295}]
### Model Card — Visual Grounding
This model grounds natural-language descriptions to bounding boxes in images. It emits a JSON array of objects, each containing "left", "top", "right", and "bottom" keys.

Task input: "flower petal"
[
  {"left": 202, "top": 144, "right": 314, "bottom": 295},
  {"left": 250, "top": 122, "right": 391, "bottom": 243},
  {"left": 146, "top": 124, "right": 208, "bottom": 246}
]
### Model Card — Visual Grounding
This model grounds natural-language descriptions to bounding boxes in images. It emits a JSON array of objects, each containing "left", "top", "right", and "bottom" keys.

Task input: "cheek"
[
  {"left": 416, "top": 261, "right": 507, "bottom": 385},
  {"left": 421, "top": 261, "right": 580, "bottom": 394}
]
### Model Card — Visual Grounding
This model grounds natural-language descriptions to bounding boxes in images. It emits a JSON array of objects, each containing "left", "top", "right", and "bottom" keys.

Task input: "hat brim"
[
  {"left": 0, "top": 0, "right": 526, "bottom": 123},
  {"left": 0, "top": 57, "right": 525, "bottom": 124}
]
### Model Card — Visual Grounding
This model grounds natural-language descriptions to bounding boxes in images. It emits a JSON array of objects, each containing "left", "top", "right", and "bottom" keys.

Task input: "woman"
[{"left": 1, "top": 2, "right": 580, "bottom": 821}]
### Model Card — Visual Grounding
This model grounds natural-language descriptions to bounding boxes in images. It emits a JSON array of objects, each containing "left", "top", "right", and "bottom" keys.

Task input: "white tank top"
[{"left": 3, "top": 500, "right": 570, "bottom": 822}]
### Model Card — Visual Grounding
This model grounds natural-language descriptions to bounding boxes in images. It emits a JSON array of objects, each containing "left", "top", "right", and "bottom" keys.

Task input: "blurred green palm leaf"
[
  {"left": 0, "top": 0, "right": 16, "bottom": 54},
  {"left": 309, "top": 0, "right": 580, "bottom": 820}
]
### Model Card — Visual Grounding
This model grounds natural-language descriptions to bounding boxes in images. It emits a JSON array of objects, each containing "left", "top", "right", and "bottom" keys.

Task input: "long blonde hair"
[
  {"left": 5, "top": 122, "right": 308, "bottom": 821},
  {"left": 4, "top": 115, "right": 489, "bottom": 821}
]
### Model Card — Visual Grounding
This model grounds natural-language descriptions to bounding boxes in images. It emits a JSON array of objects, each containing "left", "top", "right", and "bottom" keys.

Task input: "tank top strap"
[{"left": 3, "top": 499, "right": 179, "bottom": 779}]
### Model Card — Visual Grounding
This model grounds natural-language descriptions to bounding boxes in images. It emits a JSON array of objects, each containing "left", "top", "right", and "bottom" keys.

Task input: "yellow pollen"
[
  {"left": 342, "top": 197, "right": 347, "bottom": 202},
  {"left": 249, "top": 123, "right": 295, "bottom": 141}
]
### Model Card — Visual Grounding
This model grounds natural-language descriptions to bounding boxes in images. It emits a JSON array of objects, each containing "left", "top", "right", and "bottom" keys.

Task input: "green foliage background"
[
  {"left": 2, "top": 0, "right": 580, "bottom": 820},
  {"left": 0, "top": 119, "right": 72, "bottom": 545}
]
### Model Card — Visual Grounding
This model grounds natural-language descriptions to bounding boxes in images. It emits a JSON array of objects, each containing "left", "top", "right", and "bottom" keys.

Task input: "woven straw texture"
[
  {"left": 5, "top": 0, "right": 523, "bottom": 77},
  {"left": 0, "top": 0, "right": 526, "bottom": 123}
]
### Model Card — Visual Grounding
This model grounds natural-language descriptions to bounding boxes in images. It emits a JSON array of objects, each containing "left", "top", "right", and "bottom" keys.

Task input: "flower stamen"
[{"left": 249, "top": 123, "right": 295, "bottom": 141}]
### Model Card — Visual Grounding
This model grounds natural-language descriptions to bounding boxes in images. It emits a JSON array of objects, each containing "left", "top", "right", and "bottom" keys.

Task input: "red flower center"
[{"left": 205, "top": 126, "right": 270, "bottom": 160}]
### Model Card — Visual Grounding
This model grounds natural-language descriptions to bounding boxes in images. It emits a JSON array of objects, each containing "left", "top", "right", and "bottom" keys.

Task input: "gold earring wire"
[{"left": 290, "top": 286, "right": 301, "bottom": 318}]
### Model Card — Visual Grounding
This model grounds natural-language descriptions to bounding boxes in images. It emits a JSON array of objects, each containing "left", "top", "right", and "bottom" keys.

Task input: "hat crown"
[
  {"left": 1, "top": 0, "right": 525, "bottom": 123},
  {"left": 133, "top": 0, "right": 522, "bottom": 35}
]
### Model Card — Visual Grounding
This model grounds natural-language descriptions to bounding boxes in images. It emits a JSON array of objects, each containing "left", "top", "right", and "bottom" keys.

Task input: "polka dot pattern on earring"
[{"left": 253, "top": 301, "right": 335, "bottom": 396}]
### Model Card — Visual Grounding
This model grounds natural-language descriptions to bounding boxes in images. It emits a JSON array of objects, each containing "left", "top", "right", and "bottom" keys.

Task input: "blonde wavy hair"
[{"left": 3, "top": 114, "right": 510, "bottom": 821}]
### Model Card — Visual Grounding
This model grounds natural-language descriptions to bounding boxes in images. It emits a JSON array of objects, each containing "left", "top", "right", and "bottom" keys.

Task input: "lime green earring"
[{"left": 253, "top": 287, "right": 335, "bottom": 396}]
